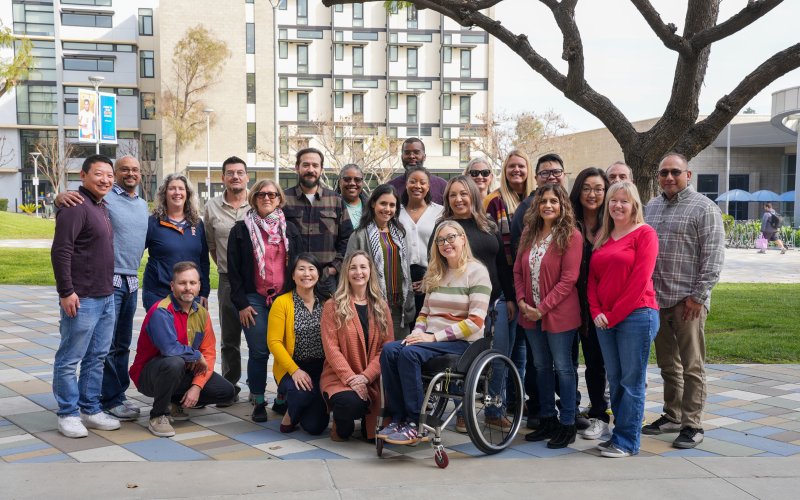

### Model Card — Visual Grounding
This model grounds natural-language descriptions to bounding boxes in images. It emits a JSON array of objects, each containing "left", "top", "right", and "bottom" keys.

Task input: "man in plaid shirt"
[
  {"left": 283, "top": 147, "right": 353, "bottom": 296},
  {"left": 643, "top": 152, "right": 725, "bottom": 449}
]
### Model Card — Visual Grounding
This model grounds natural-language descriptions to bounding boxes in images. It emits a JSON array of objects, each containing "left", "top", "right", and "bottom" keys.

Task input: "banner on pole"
[
  {"left": 99, "top": 92, "right": 117, "bottom": 144},
  {"left": 77, "top": 88, "right": 97, "bottom": 143}
]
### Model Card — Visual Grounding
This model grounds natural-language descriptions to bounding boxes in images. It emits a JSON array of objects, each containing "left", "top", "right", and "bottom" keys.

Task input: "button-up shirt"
[
  {"left": 203, "top": 190, "right": 249, "bottom": 274},
  {"left": 645, "top": 186, "right": 725, "bottom": 310}
]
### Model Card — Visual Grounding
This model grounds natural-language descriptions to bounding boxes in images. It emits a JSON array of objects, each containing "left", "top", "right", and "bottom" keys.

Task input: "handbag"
[{"left": 755, "top": 235, "right": 768, "bottom": 250}]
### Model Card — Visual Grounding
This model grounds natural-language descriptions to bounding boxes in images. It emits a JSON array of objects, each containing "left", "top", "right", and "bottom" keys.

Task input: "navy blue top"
[{"left": 143, "top": 215, "right": 210, "bottom": 299}]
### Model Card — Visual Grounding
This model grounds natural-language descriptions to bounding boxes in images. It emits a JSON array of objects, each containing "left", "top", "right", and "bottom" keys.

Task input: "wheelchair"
[{"left": 375, "top": 330, "right": 524, "bottom": 469}]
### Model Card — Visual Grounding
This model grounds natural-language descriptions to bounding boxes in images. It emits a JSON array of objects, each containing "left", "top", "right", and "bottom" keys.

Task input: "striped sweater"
[{"left": 414, "top": 260, "right": 491, "bottom": 342}]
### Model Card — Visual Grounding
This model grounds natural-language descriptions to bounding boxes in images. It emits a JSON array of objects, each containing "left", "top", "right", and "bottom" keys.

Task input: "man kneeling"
[{"left": 129, "top": 261, "right": 235, "bottom": 437}]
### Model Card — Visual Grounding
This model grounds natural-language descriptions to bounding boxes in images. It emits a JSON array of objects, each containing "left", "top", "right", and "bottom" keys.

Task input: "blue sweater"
[
  {"left": 144, "top": 215, "right": 210, "bottom": 298},
  {"left": 105, "top": 186, "right": 149, "bottom": 276}
]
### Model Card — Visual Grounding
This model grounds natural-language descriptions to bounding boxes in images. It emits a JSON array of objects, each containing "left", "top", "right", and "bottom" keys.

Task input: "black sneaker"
[
  {"left": 673, "top": 427, "right": 704, "bottom": 449},
  {"left": 272, "top": 398, "right": 288, "bottom": 416},
  {"left": 525, "top": 416, "right": 559, "bottom": 441},
  {"left": 642, "top": 414, "right": 681, "bottom": 435},
  {"left": 252, "top": 402, "right": 268, "bottom": 423},
  {"left": 575, "top": 414, "right": 591, "bottom": 431}
]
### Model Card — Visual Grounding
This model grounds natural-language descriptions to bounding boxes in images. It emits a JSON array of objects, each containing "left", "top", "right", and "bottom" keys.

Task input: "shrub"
[
  {"left": 19, "top": 203, "right": 39, "bottom": 214},
  {"left": 722, "top": 214, "right": 734, "bottom": 237},
  {"left": 0, "top": 199, "right": 7, "bottom": 212}
]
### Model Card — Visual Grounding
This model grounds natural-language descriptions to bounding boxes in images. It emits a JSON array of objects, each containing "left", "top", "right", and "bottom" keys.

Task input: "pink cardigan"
[{"left": 513, "top": 228, "right": 583, "bottom": 333}]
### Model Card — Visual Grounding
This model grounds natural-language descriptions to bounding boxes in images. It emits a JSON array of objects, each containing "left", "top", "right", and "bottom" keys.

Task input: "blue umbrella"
[
  {"left": 750, "top": 190, "right": 781, "bottom": 202},
  {"left": 715, "top": 189, "right": 752, "bottom": 202},
  {"left": 779, "top": 191, "right": 796, "bottom": 202}
]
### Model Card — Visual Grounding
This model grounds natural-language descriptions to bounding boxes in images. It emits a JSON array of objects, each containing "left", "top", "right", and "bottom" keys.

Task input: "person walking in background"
[
  {"left": 336, "top": 164, "right": 368, "bottom": 230},
  {"left": 227, "top": 180, "right": 301, "bottom": 422},
  {"left": 346, "top": 184, "right": 415, "bottom": 340},
  {"left": 759, "top": 203, "right": 787, "bottom": 254},
  {"left": 588, "top": 182, "right": 659, "bottom": 458},
  {"left": 644, "top": 152, "right": 725, "bottom": 449},
  {"left": 51, "top": 155, "right": 120, "bottom": 438}
]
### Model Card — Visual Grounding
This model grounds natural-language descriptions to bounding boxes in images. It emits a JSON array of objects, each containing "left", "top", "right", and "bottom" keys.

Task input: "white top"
[
  {"left": 528, "top": 234, "right": 552, "bottom": 305},
  {"left": 398, "top": 203, "right": 444, "bottom": 267}
]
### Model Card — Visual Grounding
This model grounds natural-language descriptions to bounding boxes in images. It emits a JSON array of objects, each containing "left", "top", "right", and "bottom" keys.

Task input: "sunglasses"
[
  {"left": 469, "top": 169, "right": 492, "bottom": 178},
  {"left": 341, "top": 176, "right": 363, "bottom": 184},
  {"left": 658, "top": 169, "right": 686, "bottom": 178},
  {"left": 255, "top": 191, "right": 280, "bottom": 200}
]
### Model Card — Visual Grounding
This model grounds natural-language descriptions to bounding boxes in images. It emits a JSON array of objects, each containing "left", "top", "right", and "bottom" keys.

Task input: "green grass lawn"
[{"left": 0, "top": 211, "right": 56, "bottom": 239}]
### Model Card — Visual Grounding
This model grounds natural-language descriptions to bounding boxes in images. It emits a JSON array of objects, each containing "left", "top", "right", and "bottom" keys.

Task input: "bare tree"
[
  {"left": 467, "top": 110, "right": 569, "bottom": 166},
  {"left": 0, "top": 136, "right": 14, "bottom": 168},
  {"left": 33, "top": 137, "right": 78, "bottom": 193},
  {"left": 116, "top": 139, "right": 159, "bottom": 201},
  {"left": 324, "top": 0, "right": 800, "bottom": 199}
]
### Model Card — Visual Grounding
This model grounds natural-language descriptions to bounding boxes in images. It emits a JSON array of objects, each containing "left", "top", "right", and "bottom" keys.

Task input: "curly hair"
[
  {"left": 331, "top": 251, "right": 389, "bottom": 336},
  {"left": 152, "top": 173, "right": 200, "bottom": 226},
  {"left": 518, "top": 184, "right": 575, "bottom": 254}
]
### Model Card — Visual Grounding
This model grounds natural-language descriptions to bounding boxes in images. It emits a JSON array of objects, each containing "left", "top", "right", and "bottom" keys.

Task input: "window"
[
  {"left": 353, "top": 3, "right": 363, "bottom": 27},
  {"left": 729, "top": 174, "right": 749, "bottom": 220},
  {"left": 406, "top": 95, "right": 417, "bottom": 124},
  {"left": 408, "top": 33, "right": 431, "bottom": 42},
  {"left": 785, "top": 155, "right": 797, "bottom": 192},
  {"left": 419, "top": 126, "right": 432, "bottom": 137},
  {"left": 64, "top": 56, "right": 114, "bottom": 72},
  {"left": 138, "top": 8, "right": 153, "bottom": 35},
  {"left": 407, "top": 48, "right": 417, "bottom": 77},
  {"left": 297, "top": 45, "right": 308, "bottom": 74},
  {"left": 297, "top": 78, "right": 323, "bottom": 87},
  {"left": 442, "top": 128, "right": 451, "bottom": 156},
  {"left": 388, "top": 81, "right": 397, "bottom": 109},
  {"left": 334, "top": 31, "right": 343, "bottom": 60},
  {"left": 61, "top": 11, "right": 112, "bottom": 28},
  {"left": 279, "top": 29, "right": 288, "bottom": 59},
  {"left": 63, "top": 42, "right": 133, "bottom": 52},
  {"left": 139, "top": 50, "right": 154, "bottom": 78},
  {"left": 407, "top": 5, "right": 418, "bottom": 29},
  {"left": 461, "top": 33, "right": 488, "bottom": 43},
  {"left": 247, "top": 123, "right": 256, "bottom": 153},
  {"left": 297, "top": 93, "right": 309, "bottom": 121},
  {"left": 460, "top": 95, "right": 470, "bottom": 124},
  {"left": 246, "top": 23, "right": 255, "bottom": 54},
  {"left": 297, "top": 0, "right": 308, "bottom": 25},
  {"left": 297, "top": 30, "right": 323, "bottom": 39},
  {"left": 407, "top": 80, "right": 431, "bottom": 89},
  {"left": 74, "top": 143, "right": 116, "bottom": 158},
  {"left": 352, "top": 31, "right": 378, "bottom": 41},
  {"left": 279, "top": 0, "right": 287, "bottom": 10},
  {"left": 334, "top": 4, "right": 343, "bottom": 13},
  {"left": 140, "top": 92, "right": 156, "bottom": 119},
  {"left": 461, "top": 49, "right": 471, "bottom": 78},
  {"left": 461, "top": 81, "right": 487, "bottom": 90},
  {"left": 279, "top": 77, "right": 288, "bottom": 107},
  {"left": 443, "top": 34, "right": 452, "bottom": 63},
  {"left": 334, "top": 79, "right": 343, "bottom": 108},
  {"left": 389, "top": 127, "right": 398, "bottom": 138},
  {"left": 459, "top": 142, "right": 470, "bottom": 167},
  {"left": 142, "top": 134, "right": 157, "bottom": 161},
  {"left": 352, "top": 79, "right": 378, "bottom": 88},
  {"left": 442, "top": 82, "right": 451, "bottom": 110},
  {"left": 697, "top": 174, "right": 719, "bottom": 201},
  {"left": 353, "top": 46, "right": 363, "bottom": 75},
  {"left": 12, "top": 0, "right": 55, "bottom": 36},
  {"left": 16, "top": 40, "right": 55, "bottom": 80},
  {"left": 389, "top": 1, "right": 399, "bottom": 14},
  {"left": 246, "top": 73, "right": 256, "bottom": 104},
  {"left": 389, "top": 33, "right": 398, "bottom": 62},
  {"left": 16, "top": 84, "right": 57, "bottom": 125},
  {"left": 62, "top": 0, "right": 111, "bottom": 5},
  {"left": 353, "top": 94, "right": 363, "bottom": 117}
]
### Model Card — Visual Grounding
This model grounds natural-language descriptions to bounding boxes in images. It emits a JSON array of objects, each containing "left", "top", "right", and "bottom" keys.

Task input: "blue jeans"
[
  {"left": 526, "top": 324, "right": 577, "bottom": 425},
  {"left": 597, "top": 308, "right": 659, "bottom": 454},
  {"left": 486, "top": 296, "right": 518, "bottom": 418},
  {"left": 142, "top": 289, "right": 162, "bottom": 313},
  {"left": 53, "top": 295, "right": 115, "bottom": 417},
  {"left": 101, "top": 280, "right": 137, "bottom": 409},
  {"left": 243, "top": 293, "right": 270, "bottom": 395},
  {"left": 380, "top": 340, "right": 469, "bottom": 423}
]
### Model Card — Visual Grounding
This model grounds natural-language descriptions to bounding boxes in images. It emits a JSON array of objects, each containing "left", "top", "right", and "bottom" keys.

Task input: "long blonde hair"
[
  {"left": 594, "top": 181, "right": 645, "bottom": 250},
  {"left": 498, "top": 149, "right": 535, "bottom": 215},
  {"left": 518, "top": 184, "right": 576, "bottom": 253},
  {"left": 423, "top": 221, "right": 475, "bottom": 291},
  {"left": 332, "top": 251, "right": 389, "bottom": 337}
]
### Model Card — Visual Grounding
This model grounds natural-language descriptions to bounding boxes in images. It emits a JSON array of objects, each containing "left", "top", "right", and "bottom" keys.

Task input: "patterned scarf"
[
  {"left": 366, "top": 222, "right": 411, "bottom": 325},
  {"left": 244, "top": 207, "right": 288, "bottom": 280}
]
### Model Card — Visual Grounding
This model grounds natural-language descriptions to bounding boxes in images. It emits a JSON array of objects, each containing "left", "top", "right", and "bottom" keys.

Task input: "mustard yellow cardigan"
[{"left": 267, "top": 292, "right": 299, "bottom": 385}]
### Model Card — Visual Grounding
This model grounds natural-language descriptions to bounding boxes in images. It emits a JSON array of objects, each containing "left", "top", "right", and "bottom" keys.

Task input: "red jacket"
[{"left": 514, "top": 228, "right": 583, "bottom": 333}]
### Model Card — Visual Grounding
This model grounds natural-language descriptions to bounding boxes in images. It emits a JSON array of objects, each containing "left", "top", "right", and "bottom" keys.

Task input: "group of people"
[{"left": 49, "top": 137, "right": 725, "bottom": 459}]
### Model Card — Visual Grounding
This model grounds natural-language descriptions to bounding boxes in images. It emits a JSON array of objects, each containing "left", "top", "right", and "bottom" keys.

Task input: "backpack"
[{"left": 769, "top": 212, "right": 782, "bottom": 229}]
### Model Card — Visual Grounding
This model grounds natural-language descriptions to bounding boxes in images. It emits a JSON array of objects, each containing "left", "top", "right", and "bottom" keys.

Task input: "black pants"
[
  {"left": 327, "top": 391, "right": 369, "bottom": 439},
  {"left": 137, "top": 356, "right": 235, "bottom": 417},
  {"left": 581, "top": 322, "right": 609, "bottom": 422}
]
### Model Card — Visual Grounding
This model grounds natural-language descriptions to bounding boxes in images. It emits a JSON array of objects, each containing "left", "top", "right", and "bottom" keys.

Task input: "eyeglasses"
[
  {"left": 341, "top": 176, "right": 363, "bottom": 184},
  {"left": 434, "top": 233, "right": 461, "bottom": 246},
  {"left": 581, "top": 187, "right": 605, "bottom": 195},
  {"left": 537, "top": 169, "right": 564, "bottom": 178},
  {"left": 224, "top": 170, "right": 247, "bottom": 178},
  {"left": 255, "top": 191, "right": 280, "bottom": 200},
  {"left": 469, "top": 169, "right": 492, "bottom": 178},
  {"left": 658, "top": 169, "right": 686, "bottom": 178}
]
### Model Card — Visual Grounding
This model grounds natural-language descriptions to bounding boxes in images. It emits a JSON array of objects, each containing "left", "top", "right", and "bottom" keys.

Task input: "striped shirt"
[
  {"left": 379, "top": 231, "right": 402, "bottom": 306},
  {"left": 414, "top": 260, "right": 491, "bottom": 342},
  {"left": 644, "top": 186, "right": 725, "bottom": 310}
]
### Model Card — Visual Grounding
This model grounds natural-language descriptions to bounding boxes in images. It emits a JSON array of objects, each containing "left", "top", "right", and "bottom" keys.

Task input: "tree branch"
[
  {"left": 629, "top": 0, "right": 691, "bottom": 55},
  {"left": 690, "top": 0, "right": 784, "bottom": 49}
]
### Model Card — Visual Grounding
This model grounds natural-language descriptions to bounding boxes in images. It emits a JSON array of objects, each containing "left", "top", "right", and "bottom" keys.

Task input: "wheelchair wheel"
[
  {"left": 463, "top": 351, "right": 524, "bottom": 455},
  {"left": 433, "top": 447, "right": 449, "bottom": 469},
  {"left": 376, "top": 438, "right": 384, "bottom": 457},
  {"left": 426, "top": 380, "right": 449, "bottom": 421}
]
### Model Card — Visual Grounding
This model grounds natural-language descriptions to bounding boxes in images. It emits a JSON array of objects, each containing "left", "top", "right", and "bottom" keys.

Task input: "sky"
[{"left": 491, "top": 0, "right": 800, "bottom": 132}]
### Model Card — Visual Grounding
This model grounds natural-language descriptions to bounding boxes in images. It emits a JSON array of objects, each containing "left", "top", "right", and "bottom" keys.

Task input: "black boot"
[
  {"left": 547, "top": 423, "right": 577, "bottom": 449},
  {"left": 525, "top": 416, "right": 559, "bottom": 441}
]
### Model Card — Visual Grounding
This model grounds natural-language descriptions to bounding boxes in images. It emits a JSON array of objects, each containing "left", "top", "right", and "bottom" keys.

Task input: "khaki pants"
[
  {"left": 218, "top": 273, "right": 243, "bottom": 389},
  {"left": 654, "top": 301, "right": 708, "bottom": 429}
]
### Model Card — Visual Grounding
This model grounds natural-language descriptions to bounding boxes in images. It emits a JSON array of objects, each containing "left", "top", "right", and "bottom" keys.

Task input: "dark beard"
[
  {"left": 300, "top": 175, "right": 319, "bottom": 189},
  {"left": 403, "top": 159, "right": 425, "bottom": 172}
]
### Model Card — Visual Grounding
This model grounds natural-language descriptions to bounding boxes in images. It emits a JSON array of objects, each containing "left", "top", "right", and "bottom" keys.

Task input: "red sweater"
[{"left": 588, "top": 224, "right": 659, "bottom": 328}]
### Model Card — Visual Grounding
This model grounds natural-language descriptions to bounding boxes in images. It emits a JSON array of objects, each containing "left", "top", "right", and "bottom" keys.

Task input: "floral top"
[
  {"left": 528, "top": 234, "right": 553, "bottom": 306},
  {"left": 291, "top": 290, "right": 324, "bottom": 361}
]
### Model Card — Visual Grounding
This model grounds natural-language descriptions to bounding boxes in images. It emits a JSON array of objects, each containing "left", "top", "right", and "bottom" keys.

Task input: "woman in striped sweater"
[{"left": 378, "top": 221, "right": 491, "bottom": 445}]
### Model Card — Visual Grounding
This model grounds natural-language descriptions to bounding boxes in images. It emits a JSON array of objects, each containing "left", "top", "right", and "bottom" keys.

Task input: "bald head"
[{"left": 115, "top": 155, "right": 141, "bottom": 194}]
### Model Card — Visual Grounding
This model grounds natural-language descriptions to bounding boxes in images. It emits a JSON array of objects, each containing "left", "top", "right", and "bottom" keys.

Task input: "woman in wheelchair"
[
  {"left": 378, "top": 221, "right": 491, "bottom": 445},
  {"left": 320, "top": 251, "right": 392, "bottom": 441}
]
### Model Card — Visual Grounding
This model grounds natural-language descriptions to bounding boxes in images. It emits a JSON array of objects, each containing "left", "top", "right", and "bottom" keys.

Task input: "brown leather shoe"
[{"left": 330, "top": 421, "right": 346, "bottom": 442}]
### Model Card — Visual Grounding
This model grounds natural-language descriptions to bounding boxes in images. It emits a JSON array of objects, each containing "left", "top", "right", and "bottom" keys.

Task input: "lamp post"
[
  {"left": 88, "top": 75, "right": 105, "bottom": 155},
  {"left": 269, "top": 0, "right": 280, "bottom": 181},
  {"left": 203, "top": 108, "right": 214, "bottom": 201},
  {"left": 30, "top": 152, "right": 41, "bottom": 217}
]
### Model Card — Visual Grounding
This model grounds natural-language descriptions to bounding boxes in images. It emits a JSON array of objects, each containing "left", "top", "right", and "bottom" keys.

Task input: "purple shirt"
[
  {"left": 51, "top": 186, "right": 114, "bottom": 298},
  {"left": 388, "top": 172, "right": 448, "bottom": 205}
]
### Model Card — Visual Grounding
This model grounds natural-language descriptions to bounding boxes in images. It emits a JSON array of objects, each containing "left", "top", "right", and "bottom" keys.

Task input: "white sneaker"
[
  {"left": 81, "top": 411, "right": 121, "bottom": 431},
  {"left": 58, "top": 416, "right": 88, "bottom": 438},
  {"left": 579, "top": 418, "right": 609, "bottom": 440}
]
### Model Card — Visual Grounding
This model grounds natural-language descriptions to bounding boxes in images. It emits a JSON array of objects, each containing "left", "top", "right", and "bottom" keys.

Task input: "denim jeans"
[
  {"left": 526, "top": 324, "right": 577, "bottom": 425},
  {"left": 486, "top": 296, "right": 517, "bottom": 418},
  {"left": 101, "top": 280, "right": 137, "bottom": 410},
  {"left": 142, "top": 289, "right": 162, "bottom": 313},
  {"left": 53, "top": 295, "right": 115, "bottom": 417},
  {"left": 242, "top": 293, "right": 270, "bottom": 395},
  {"left": 597, "top": 307, "right": 659, "bottom": 454}
]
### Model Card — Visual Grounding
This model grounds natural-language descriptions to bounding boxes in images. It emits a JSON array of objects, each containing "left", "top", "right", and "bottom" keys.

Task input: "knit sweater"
[
  {"left": 105, "top": 186, "right": 148, "bottom": 276},
  {"left": 144, "top": 215, "right": 211, "bottom": 299},
  {"left": 414, "top": 260, "right": 491, "bottom": 342}
]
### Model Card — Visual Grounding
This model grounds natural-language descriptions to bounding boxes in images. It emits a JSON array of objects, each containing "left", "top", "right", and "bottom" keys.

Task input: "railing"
[{"left": 726, "top": 220, "right": 798, "bottom": 249}]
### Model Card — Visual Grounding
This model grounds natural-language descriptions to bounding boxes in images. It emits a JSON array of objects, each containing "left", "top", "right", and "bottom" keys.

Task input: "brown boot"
[{"left": 330, "top": 421, "right": 346, "bottom": 442}]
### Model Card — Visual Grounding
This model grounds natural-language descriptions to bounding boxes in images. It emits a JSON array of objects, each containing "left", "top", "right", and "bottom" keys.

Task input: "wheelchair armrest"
[{"left": 455, "top": 337, "right": 492, "bottom": 373}]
